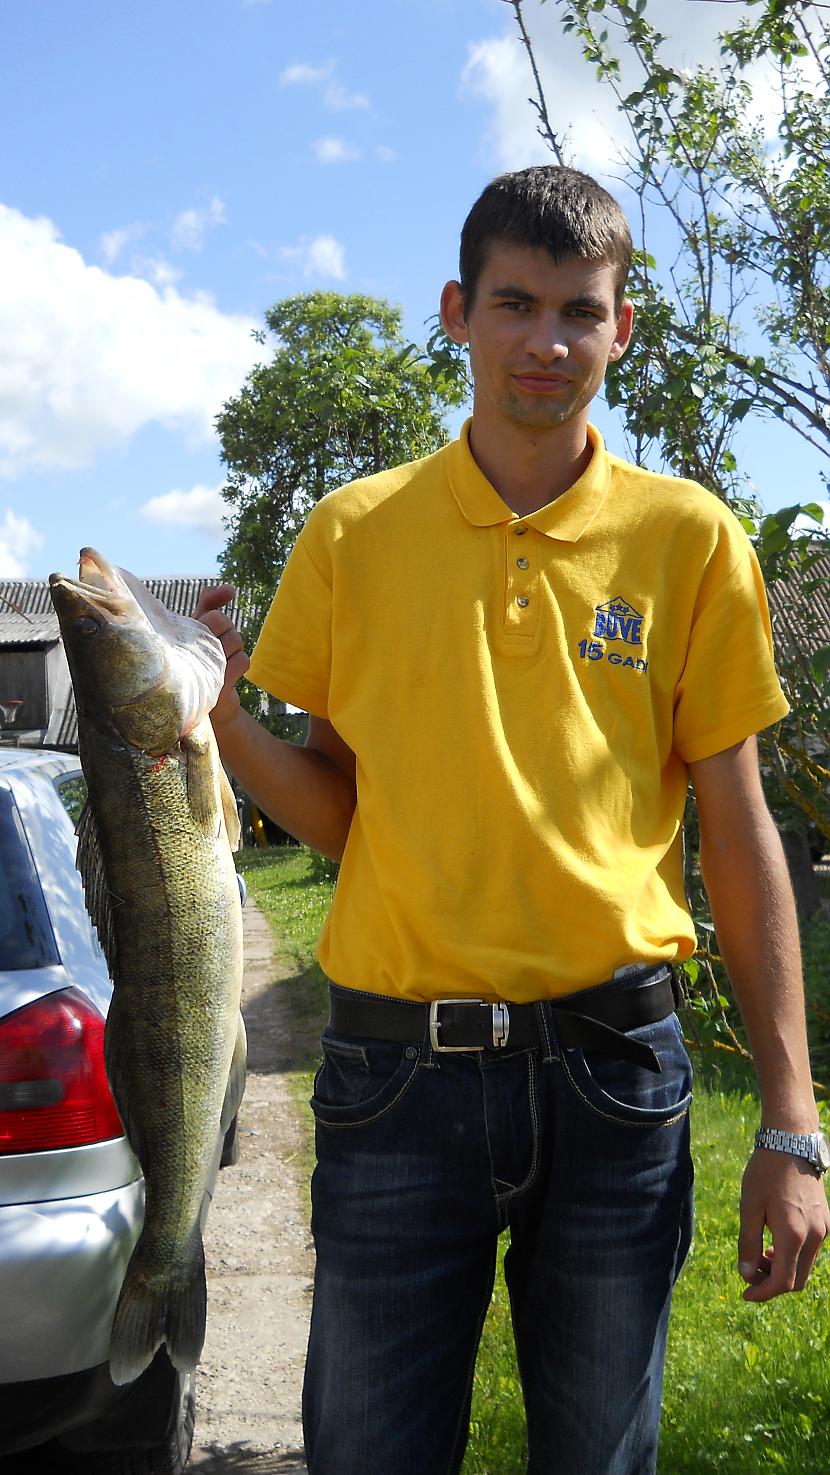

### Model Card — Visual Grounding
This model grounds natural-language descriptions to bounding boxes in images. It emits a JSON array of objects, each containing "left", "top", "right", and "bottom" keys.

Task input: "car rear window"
[
  {"left": 54, "top": 772, "right": 87, "bottom": 826},
  {"left": 0, "top": 787, "right": 59, "bottom": 969}
]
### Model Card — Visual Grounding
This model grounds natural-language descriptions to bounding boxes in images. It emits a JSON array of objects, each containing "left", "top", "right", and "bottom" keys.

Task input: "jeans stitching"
[
  {"left": 312, "top": 1054, "right": 421, "bottom": 1130},
  {"left": 559, "top": 1047, "right": 692, "bottom": 1130},
  {"left": 484, "top": 1052, "right": 542, "bottom": 1209},
  {"left": 480, "top": 1056, "right": 500, "bottom": 1212},
  {"left": 498, "top": 1050, "right": 543, "bottom": 1208},
  {"left": 534, "top": 999, "right": 555, "bottom": 1062}
]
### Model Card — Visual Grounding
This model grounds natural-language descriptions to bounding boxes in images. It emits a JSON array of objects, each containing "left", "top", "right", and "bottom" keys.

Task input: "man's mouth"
[{"left": 512, "top": 372, "right": 571, "bottom": 393}]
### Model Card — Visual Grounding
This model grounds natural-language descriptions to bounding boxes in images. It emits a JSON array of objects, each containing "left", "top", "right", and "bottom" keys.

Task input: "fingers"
[
  {"left": 192, "top": 588, "right": 251, "bottom": 712},
  {"left": 739, "top": 1152, "right": 830, "bottom": 1303},
  {"left": 738, "top": 1192, "right": 766, "bottom": 1289},
  {"left": 198, "top": 607, "right": 249, "bottom": 674},
  {"left": 193, "top": 583, "right": 237, "bottom": 622}
]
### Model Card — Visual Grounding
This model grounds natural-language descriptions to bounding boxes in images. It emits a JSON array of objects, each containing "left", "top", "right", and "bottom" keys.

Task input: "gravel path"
[{"left": 189, "top": 898, "right": 313, "bottom": 1474}]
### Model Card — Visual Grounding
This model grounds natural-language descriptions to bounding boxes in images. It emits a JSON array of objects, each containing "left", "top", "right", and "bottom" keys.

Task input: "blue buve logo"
[{"left": 593, "top": 597, "right": 644, "bottom": 646}]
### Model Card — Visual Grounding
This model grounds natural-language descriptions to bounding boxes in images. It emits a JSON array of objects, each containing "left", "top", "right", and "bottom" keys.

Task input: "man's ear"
[
  {"left": 607, "top": 298, "right": 634, "bottom": 363},
  {"left": 440, "top": 279, "right": 469, "bottom": 346}
]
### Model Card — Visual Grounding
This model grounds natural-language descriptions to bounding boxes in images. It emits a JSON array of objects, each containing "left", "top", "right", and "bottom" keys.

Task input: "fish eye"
[{"left": 75, "top": 615, "right": 101, "bottom": 636}]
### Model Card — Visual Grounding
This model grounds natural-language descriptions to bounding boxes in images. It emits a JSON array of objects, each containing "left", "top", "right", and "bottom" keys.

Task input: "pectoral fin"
[
  {"left": 219, "top": 763, "right": 241, "bottom": 850},
  {"left": 182, "top": 724, "right": 219, "bottom": 833}
]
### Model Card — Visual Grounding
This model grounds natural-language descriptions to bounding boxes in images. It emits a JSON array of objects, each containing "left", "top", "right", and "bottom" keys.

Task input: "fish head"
[{"left": 49, "top": 549, "right": 226, "bottom": 755}]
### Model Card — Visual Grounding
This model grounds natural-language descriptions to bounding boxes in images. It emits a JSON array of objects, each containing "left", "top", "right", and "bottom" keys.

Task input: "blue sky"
[{"left": 0, "top": 0, "right": 825, "bottom": 582}]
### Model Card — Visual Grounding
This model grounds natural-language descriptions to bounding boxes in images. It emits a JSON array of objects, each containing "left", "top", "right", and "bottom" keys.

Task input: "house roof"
[
  {"left": 767, "top": 552, "right": 830, "bottom": 659},
  {"left": 0, "top": 582, "right": 61, "bottom": 645},
  {"left": 0, "top": 575, "right": 244, "bottom": 647}
]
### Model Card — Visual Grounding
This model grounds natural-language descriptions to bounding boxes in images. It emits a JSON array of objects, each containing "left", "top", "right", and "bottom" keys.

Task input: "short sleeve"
[
  {"left": 246, "top": 532, "right": 332, "bottom": 718},
  {"left": 673, "top": 538, "right": 789, "bottom": 763}
]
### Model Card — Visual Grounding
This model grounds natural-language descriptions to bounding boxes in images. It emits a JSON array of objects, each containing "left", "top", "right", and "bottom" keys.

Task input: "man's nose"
[{"left": 525, "top": 317, "right": 568, "bottom": 361}]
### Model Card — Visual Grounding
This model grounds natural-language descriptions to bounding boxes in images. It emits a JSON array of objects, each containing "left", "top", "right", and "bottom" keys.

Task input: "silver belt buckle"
[{"left": 428, "top": 999, "right": 511, "bottom": 1052}]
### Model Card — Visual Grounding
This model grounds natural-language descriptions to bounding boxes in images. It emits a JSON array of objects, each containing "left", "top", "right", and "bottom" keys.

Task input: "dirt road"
[{"left": 189, "top": 898, "right": 313, "bottom": 1474}]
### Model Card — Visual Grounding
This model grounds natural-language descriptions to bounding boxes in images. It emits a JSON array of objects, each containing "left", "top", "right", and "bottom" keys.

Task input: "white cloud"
[
  {"left": 306, "top": 235, "right": 346, "bottom": 279},
  {"left": 130, "top": 253, "right": 183, "bottom": 288},
  {"left": 312, "top": 136, "right": 361, "bottom": 164},
  {"left": 460, "top": 2, "right": 794, "bottom": 179},
  {"left": 0, "top": 510, "right": 44, "bottom": 576},
  {"left": 0, "top": 203, "right": 260, "bottom": 478},
  {"left": 171, "top": 197, "right": 226, "bottom": 253},
  {"left": 279, "top": 61, "right": 332, "bottom": 86},
  {"left": 140, "top": 484, "right": 226, "bottom": 539},
  {"left": 99, "top": 227, "right": 130, "bottom": 265},
  {"left": 280, "top": 233, "right": 347, "bottom": 281},
  {"left": 324, "top": 81, "right": 369, "bottom": 111},
  {"left": 279, "top": 59, "right": 369, "bottom": 111},
  {"left": 376, "top": 145, "right": 397, "bottom": 163}
]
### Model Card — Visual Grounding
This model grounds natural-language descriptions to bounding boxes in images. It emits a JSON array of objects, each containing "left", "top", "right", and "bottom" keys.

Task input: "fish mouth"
[{"left": 49, "top": 549, "right": 137, "bottom": 621}]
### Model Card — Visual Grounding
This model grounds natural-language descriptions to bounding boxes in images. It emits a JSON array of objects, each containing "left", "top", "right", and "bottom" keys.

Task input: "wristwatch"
[{"left": 754, "top": 1127, "right": 830, "bottom": 1177}]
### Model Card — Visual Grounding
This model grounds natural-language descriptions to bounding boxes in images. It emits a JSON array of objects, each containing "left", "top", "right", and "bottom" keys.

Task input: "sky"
[{"left": 0, "top": 0, "right": 825, "bottom": 582}]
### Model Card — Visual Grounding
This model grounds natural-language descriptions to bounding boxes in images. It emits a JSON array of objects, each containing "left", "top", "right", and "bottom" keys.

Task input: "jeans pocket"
[
  {"left": 560, "top": 1012, "right": 693, "bottom": 1129},
  {"left": 311, "top": 1028, "right": 421, "bottom": 1129}
]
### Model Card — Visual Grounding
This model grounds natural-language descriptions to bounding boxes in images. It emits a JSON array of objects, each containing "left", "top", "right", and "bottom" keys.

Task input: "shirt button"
[
  {"left": 514, "top": 525, "right": 527, "bottom": 535},
  {"left": 517, "top": 557, "right": 529, "bottom": 570},
  {"left": 516, "top": 595, "right": 530, "bottom": 608}
]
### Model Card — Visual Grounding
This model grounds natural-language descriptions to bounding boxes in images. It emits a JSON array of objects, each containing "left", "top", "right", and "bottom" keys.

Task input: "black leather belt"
[{"left": 327, "top": 966, "right": 680, "bottom": 1073}]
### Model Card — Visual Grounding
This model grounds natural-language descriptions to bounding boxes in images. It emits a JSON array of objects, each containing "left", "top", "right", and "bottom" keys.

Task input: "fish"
[{"left": 48, "top": 548, "right": 246, "bottom": 1387}]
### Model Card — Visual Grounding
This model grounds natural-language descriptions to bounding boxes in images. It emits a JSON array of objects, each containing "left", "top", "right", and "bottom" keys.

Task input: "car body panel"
[
  {"left": 0, "top": 1180, "right": 144, "bottom": 1380},
  {"left": 0, "top": 1136, "right": 140, "bottom": 1208}
]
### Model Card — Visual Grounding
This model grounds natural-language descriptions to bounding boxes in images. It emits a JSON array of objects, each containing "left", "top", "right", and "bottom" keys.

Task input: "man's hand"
[
  {"left": 193, "top": 583, "right": 250, "bottom": 726},
  {"left": 738, "top": 1148, "right": 830, "bottom": 1302}
]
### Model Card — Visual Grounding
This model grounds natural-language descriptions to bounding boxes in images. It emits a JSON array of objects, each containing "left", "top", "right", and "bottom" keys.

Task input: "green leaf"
[{"left": 800, "top": 503, "right": 825, "bottom": 525}]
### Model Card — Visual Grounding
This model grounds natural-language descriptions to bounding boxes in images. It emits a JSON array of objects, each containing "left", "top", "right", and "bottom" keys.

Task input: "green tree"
[
  {"left": 475, "top": 0, "right": 830, "bottom": 889},
  {"left": 432, "top": 0, "right": 830, "bottom": 1065},
  {"left": 217, "top": 291, "right": 462, "bottom": 620}
]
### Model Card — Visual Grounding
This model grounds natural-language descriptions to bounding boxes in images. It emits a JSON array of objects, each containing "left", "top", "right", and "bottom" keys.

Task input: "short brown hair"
[{"left": 459, "top": 166, "right": 633, "bottom": 313}]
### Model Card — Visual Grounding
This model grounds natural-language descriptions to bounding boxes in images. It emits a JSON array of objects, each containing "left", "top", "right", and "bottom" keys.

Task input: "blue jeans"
[{"left": 303, "top": 971, "right": 694, "bottom": 1475}]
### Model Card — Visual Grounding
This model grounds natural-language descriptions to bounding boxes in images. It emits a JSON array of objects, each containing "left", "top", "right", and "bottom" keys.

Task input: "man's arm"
[
  {"left": 689, "top": 736, "right": 830, "bottom": 1302},
  {"left": 195, "top": 585, "right": 356, "bottom": 862}
]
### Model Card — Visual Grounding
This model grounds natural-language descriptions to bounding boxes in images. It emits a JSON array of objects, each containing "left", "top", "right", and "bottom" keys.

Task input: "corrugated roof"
[
  {"left": 0, "top": 576, "right": 244, "bottom": 646},
  {"left": 768, "top": 552, "right": 830, "bottom": 659}
]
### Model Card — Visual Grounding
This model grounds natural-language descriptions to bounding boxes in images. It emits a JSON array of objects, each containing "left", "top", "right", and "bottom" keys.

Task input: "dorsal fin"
[{"left": 76, "top": 800, "right": 119, "bottom": 976}]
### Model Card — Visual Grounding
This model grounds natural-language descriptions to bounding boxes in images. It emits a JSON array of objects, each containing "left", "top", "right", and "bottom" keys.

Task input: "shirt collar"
[{"left": 446, "top": 418, "right": 611, "bottom": 543}]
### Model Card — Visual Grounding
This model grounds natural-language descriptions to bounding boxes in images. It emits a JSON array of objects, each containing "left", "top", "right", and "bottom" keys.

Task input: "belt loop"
[{"left": 534, "top": 1000, "right": 558, "bottom": 1063}]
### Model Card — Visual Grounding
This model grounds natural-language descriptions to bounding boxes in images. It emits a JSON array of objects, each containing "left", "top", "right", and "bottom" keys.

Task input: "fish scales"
[{"left": 48, "top": 550, "right": 246, "bottom": 1387}]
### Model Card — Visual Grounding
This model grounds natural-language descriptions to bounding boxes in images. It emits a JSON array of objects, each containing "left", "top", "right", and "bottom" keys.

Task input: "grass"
[{"left": 239, "top": 846, "right": 830, "bottom": 1475}]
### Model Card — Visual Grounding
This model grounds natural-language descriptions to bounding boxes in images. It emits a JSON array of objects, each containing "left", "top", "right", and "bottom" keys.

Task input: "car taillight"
[{"left": 0, "top": 987, "right": 123, "bottom": 1154}]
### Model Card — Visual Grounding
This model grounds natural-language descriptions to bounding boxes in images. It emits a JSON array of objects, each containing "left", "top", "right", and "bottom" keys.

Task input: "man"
[{"left": 198, "top": 167, "right": 829, "bottom": 1475}]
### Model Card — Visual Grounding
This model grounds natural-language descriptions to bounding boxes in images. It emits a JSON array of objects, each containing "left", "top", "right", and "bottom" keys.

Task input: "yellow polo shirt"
[{"left": 247, "top": 421, "right": 789, "bottom": 1002}]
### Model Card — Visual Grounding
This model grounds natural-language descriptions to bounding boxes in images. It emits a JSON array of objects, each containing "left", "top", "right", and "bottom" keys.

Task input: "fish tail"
[
  {"left": 109, "top": 1231, "right": 207, "bottom": 1386},
  {"left": 166, "top": 1234, "right": 208, "bottom": 1375}
]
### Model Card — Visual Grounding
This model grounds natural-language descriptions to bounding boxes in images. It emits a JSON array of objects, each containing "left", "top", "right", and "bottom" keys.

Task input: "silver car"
[{"left": 0, "top": 748, "right": 239, "bottom": 1471}]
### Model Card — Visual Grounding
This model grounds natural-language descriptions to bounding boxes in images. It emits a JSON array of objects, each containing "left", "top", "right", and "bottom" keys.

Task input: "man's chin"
[{"left": 503, "top": 394, "right": 579, "bottom": 430}]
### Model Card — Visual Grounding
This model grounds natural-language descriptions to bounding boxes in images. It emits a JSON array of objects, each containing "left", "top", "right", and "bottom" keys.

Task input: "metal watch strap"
[{"left": 754, "top": 1127, "right": 827, "bottom": 1173}]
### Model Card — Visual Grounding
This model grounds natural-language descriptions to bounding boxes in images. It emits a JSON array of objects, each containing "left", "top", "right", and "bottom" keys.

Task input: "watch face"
[{"left": 817, "top": 1133, "right": 830, "bottom": 1173}]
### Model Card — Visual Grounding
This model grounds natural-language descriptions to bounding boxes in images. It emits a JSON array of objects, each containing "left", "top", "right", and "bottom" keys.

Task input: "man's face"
[{"left": 440, "top": 243, "right": 633, "bottom": 434}]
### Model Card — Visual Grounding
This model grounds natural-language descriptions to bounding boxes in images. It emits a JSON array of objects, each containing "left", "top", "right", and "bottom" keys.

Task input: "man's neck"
[{"left": 468, "top": 414, "right": 593, "bottom": 517}]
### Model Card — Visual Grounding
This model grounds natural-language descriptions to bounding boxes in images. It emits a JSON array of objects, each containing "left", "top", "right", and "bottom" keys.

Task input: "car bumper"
[
  {"left": 0, "top": 1351, "right": 188, "bottom": 1455},
  {"left": 0, "top": 1177, "right": 144, "bottom": 1383}
]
